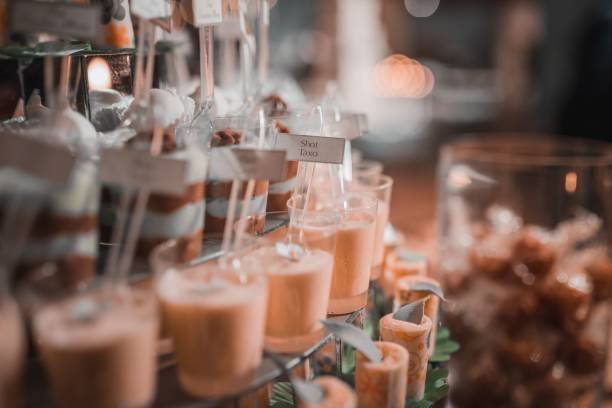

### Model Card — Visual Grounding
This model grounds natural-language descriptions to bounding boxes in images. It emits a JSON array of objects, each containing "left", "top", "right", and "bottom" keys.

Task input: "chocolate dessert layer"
[
  {"left": 28, "top": 213, "right": 97, "bottom": 239},
  {"left": 206, "top": 180, "right": 269, "bottom": 198},
  {"left": 148, "top": 183, "right": 205, "bottom": 213},
  {"left": 17, "top": 255, "right": 95, "bottom": 289},
  {"left": 205, "top": 214, "right": 265, "bottom": 235},
  {"left": 137, "top": 229, "right": 203, "bottom": 263}
]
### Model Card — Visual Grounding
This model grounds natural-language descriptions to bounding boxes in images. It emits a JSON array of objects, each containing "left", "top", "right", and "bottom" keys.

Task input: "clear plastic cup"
[
  {"left": 152, "top": 240, "right": 268, "bottom": 398},
  {"left": 33, "top": 287, "right": 158, "bottom": 408},
  {"left": 353, "top": 160, "right": 383, "bottom": 185}
]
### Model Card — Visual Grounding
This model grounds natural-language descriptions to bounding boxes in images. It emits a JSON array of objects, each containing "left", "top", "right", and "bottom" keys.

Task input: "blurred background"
[{"left": 258, "top": 0, "right": 611, "bottom": 246}]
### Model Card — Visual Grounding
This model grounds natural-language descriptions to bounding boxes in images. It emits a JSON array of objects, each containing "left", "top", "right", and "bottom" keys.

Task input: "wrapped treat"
[
  {"left": 379, "top": 314, "right": 431, "bottom": 400},
  {"left": 355, "top": 341, "right": 408, "bottom": 408},
  {"left": 386, "top": 250, "right": 426, "bottom": 284},
  {"left": 512, "top": 226, "right": 556, "bottom": 278},
  {"left": 298, "top": 376, "right": 357, "bottom": 408},
  {"left": 205, "top": 124, "right": 269, "bottom": 235},
  {"left": 586, "top": 258, "right": 612, "bottom": 301},
  {"left": 394, "top": 275, "right": 441, "bottom": 355}
]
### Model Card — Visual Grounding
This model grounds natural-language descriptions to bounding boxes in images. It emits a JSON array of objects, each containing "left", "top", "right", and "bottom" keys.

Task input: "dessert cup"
[
  {"left": 0, "top": 296, "right": 24, "bottom": 408},
  {"left": 386, "top": 250, "right": 427, "bottom": 284},
  {"left": 34, "top": 287, "right": 158, "bottom": 408},
  {"left": 155, "top": 242, "right": 268, "bottom": 398},
  {"left": 355, "top": 341, "right": 408, "bottom": 408},
  {"left": 379, "top": 314, "right": 432, "bottom": 400},
  {"left": 241, "top": 204, "right": 339, "bottom": 353},
  {"left": 394, "top": 275, "right": 441, "bottom": 355},
  {"left": 298, "top": 376, "right": 357, "bottom": 408},
  {"left": 353, "top": 160, "right": 383, "bottom": 185},
  {"left": 327, "top": 193, "right": 377, "bottom": 315},
  {"left": 352, "top": 175, "right": 393, "bottom": 280}
]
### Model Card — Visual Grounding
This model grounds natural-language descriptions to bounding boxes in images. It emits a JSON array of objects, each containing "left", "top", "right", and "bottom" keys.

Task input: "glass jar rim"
[{"left": 441, "top": 134, "right": 612, "bottom": 167}]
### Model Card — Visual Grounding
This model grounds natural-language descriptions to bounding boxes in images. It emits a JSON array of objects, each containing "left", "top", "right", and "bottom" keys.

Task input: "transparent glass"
[
  {"left": 239, "top": 204, "right": 340, "bottom": 353},
  {"left": 152, "top": 240, "right": 268, "bottom": 398},
  {"left": 32, "top": 286, "right": 158, "bottom": 408},
  {"left": 324, "top": 192, "right": 378, "bottom": 315},
  {"left": 353, "top": 160, "right": 383, "bottom": 185},
  {"left": 351, "top": 175, "right": 393, "bottom": 280},
  {"left": 437, "top": 135, "right": 612, "bottom": 406}
]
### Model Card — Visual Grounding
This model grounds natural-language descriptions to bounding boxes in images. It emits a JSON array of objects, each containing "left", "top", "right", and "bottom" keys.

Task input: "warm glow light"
[
  {"left": 565, "top": 172, "right": 577, "bottom": 193},
  {"left": 88, "top": 57, "right": 112, "bottom": 90},
  {"left": 372, "top": 54, "right": 435, "bottom": 99}
]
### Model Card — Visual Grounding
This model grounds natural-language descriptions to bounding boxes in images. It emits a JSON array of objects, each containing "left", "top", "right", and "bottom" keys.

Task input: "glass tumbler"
[
  {"left": 437, "top": 135, "right": 612, "bottom": 407},
  {"left": 153, "top": 239, "right": 268, "bottom": 398}
]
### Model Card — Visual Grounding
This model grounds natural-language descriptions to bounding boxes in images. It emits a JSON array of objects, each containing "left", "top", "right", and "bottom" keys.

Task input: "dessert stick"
[
  {"left": 132, "top": 21, "right": 148, "bottom": 104},
  {"left": 220, "top": 180, "right": 241, "bottom": 253},
  {"left": 43, "top": 56, "right": 54, "bottom": 109},
  {"left": 257, "top": 0, "right": 269, "bottom": 84},
  {"left": 199, "top": 25, "right": 214, "bottom": 110},
  {"left": 238, "top": 0, "right": 255, "bottom": 101},
  {"left": 144, "top": 23, "right": 157, "bottom": 94},
  {"left": 115, "top": 127, "right": 164, "bottom": 283}
]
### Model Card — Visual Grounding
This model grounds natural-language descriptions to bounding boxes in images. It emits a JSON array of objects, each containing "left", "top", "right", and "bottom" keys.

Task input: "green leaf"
[
  {"left": 426, "top": 383, "right": 450, "bottom": 402},
  {"left": 405, "top": 399, "right": 433, "bottom": 408},
  {"left": 429, "top": 353, "right": 451, "bottom": 363},
  {"left": 435, "top": 340, "right": 460, "bottom": 354},
  {"left": 436, "top": 327, "right": 450, "bottom": 341},
  {"left": 270, "top": 382, "right": 294, "bottom": 407}
]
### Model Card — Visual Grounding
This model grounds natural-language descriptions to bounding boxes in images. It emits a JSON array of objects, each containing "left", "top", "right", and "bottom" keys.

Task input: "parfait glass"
[
  {"left": 152, "top": 238, "right": 268, "bottom": 398},
  {"left": 437, "top": 135, "right": 612, "bottom": 406}
]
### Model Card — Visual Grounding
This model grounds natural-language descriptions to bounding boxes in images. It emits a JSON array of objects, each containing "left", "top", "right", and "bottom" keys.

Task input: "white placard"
[
  {"left": 0, "top": 133, "right": 75, "bottom": 187},
  {"left": 10, "top": 1, "right": 101, "bottom": 40},
  {"left": 216, "top": 18, "right": 241, "bottom": 39},
  {"left": 209, "top": 148, "right": 286, "bottom": 181},
  {"left": 100, "top": 149, "right": 187, "bottom": 195},
  {"left": 193, "top": 0, "right": 223, "bottom": 26},
  {"left": 274, "top": 134, "right": 345, "bottom": 164},
  {"left": 131, "top": 0, "right": 172, "bottom": 20}
]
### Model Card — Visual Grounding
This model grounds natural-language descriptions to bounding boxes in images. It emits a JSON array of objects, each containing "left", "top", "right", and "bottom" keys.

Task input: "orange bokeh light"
[{"left": 372, "top": 54, "right": 435, "bottom": 99}]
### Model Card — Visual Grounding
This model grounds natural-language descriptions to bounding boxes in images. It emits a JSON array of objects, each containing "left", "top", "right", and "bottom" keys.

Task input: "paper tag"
[
  {"left": 131, "top": 0, "right": 172, "bottom": 20},
  {"left": 216, "top": 18, "right": 241, "bottom": 39},
  {"left": 193, "top": 0, "right": 223, "bottom": 26},
  {"left": 325, "top": 114, "right": 362, "bottom": 140},
  {"left": 100, "top": 149, "right": 187, "bottom": 195},
  {"left": 274, "top": 134, "right": 345, "bottom": 164},
  {"left": 209, "top": 148, "right": 286, "bottom": 181},
  {"left": 321, "top": 320, "right": 382, "bottom": 363},
  {"left": 10, "top": 1, "right": 102, "bottom": 40},
  {"left": 0, "top": 133, "right": 75, "bottom": 187}
]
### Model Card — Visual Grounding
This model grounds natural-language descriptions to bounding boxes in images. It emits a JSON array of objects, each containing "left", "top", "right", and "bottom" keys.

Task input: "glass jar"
[{"left": 437, "top": 135, "right": 612, "bottom": 407}]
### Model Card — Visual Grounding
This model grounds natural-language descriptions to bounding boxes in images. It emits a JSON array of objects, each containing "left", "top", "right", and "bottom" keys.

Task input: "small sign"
[
  {"left": 131, "top": 0, "right": 172, "bottom": 20},
  {"left": 0, "top": 133, "right": 75, "bottom": 187},
  {"left": 324, "top": 114, "right": 362, "bottom": 141},
  {"left": 100, "top": 149, "right": 187, "bottom": 195},
  {"left": 274, "top": 134, "right": 345, "bottom": 164},
  {"left": 209, "top": 148, "right": 286, "bottom": 182},
  {"left": 193, "top": 0, "right": 223, "bottom": 26},
  {"left": 10, "top": 1, "right": 102, "bottom": 40}
]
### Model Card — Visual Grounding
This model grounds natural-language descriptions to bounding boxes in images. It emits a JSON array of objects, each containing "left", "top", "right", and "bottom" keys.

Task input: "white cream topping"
[
  {"left": 269, "top": 176, "right": 296, "bottom": 195},
  {"left": 21, "top": 232, "right": 97, "bottom": 261},
  {"left": 140, "top": 201, "right": 204, "bottom": 238},
  {"left": 46, "top": 161, "right": 99, "bottom": 216},
  {"left": 164, "top": 148, "right": 208, "bottom": 184}
]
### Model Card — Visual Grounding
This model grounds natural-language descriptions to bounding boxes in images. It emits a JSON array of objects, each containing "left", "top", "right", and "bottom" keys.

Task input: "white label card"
[
  {"left": 0, "top": 133, "right": 75, "bottom": 187},
  {"left": 10, "top": 1, "right": 102, "bottom": 40},
  {"left": 131, "top": 0, "right": 172, "bottom": 20},
  {"left": 274, "top": 134, "right": 345, "bottom": 164},
  {"left": 100, "top": 149, "right": 187, "bottom": 196},
  {"left": 209, "top": 148, "right": 287, "bottom": 182},
  {"left": 193, "top": 0, "right": 223, "bottom": 26}
]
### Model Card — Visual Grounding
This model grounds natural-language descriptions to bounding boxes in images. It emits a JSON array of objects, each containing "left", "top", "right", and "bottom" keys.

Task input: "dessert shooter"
[
  {"left": 205, "top": 117, "right": 270, "bottom": 234},
  {"left": 241, "top": 203, "right": 338, "bottom": 353},
  {"left": 327, "top": 193, "right": 377, "bottom": 315},
  {"left": 355, "top": 341, "right": 408, "bottom": 408},
  {"left": 353, "top": 160, "right": 383, "bottom": 185},
  {"left": 394, "top": 275, "right": 442, "bottom": 355},
  {"left": 379, "top": 313, "right": 432, "bottom": 400},
  {"left": 353, "top": 175, "right": 393, "bottom": 281},
  {"left": 298, "top": 376, "right": 357, "bottom": 408},
  {"left": 386, "top": 250, "right": 427, "bottom": 285},
  {"left": 34, "top": 288, "right": 159, "bottom": 408},
  {"left": 155, "top": 243, "right": 268, "bottom": 398},
  {"left": 0, "top": 295, "right": 24, "bottom": 408}
]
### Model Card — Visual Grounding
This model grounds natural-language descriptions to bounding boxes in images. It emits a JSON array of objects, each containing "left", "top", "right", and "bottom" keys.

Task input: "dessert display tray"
[{"left": 24, "top": 213, "right": 360, "bottom": 407}]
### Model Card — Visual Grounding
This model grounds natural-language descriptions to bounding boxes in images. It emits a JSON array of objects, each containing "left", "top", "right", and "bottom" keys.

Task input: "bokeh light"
[
  {"left": 372, "top": 54, "right": 435, "bottom": 99},
  {"left": 404, "top": 0, "right": 440, "bottom": 18},
  {"left": 87, "top": 57, "right": 112, "bottom": 91}
]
